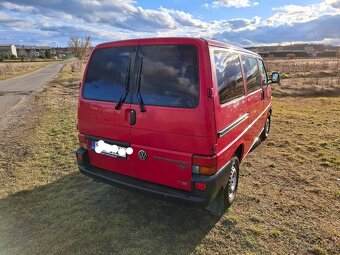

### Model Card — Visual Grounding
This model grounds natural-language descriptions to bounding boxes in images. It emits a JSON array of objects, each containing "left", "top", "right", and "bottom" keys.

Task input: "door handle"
[{"left": 129, "top": 109, "right": 136, "bottom": 125}]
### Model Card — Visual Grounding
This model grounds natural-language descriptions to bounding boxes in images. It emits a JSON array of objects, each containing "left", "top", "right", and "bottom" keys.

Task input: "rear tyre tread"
[{"left": 206, "top": 156, "right": 240, "bottom": 217}]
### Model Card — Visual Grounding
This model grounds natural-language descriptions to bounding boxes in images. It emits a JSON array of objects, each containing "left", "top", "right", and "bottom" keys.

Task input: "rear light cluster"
[
  {"left": 192, "top": 155, "right": 217, "bottom": 175},
  {"left": 78, "top": 133, "right": 87, "bottom": 149}
]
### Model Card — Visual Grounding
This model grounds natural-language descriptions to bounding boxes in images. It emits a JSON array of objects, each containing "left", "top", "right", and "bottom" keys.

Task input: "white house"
[{"left": 0, "top": 44, "right": 18, "bottom": 58}]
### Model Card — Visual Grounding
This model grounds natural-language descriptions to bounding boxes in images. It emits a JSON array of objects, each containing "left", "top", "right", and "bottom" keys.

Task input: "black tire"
[
  {"left": 206, "top": 156, "right": 240, "bottom": 216},
  {"left": 261, "top": 114, "right": 271, "bottom": 140},
  {"left": 223, "top": 156, "right": 240, "bottom": 209}
]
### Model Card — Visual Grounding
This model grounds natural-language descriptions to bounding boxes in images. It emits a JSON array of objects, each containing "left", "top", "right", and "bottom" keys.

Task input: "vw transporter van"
[{"left": 76, "top": 37, "right": 280, "bottom": 215}]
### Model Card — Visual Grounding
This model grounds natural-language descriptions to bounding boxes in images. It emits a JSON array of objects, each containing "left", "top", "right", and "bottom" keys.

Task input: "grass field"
[
  {"left": 0, "top": 62, "right": 51, "bottom": 80},
  {"left": 266, "top": 58, "right": 340, "bottom": 97},
  {"left": 0, "top": 59, "right": 339, "bottom": 254}
]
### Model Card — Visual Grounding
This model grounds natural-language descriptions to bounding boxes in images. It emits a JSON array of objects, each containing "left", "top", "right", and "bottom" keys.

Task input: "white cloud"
[
  {"left": 0, "top": 2, "right": 37, "bottom": 13},
  {"left": 205, "top": 0, "right": 259, "bottom": 8},
  {"left": 268, "top": 0, "right": 340, "bottom": 26},
  {"left": 0, "top": 11, "right": 35, "bottom": 28},
  {"left": 323, "top": 0, "right": 340, "bottom": 9},
  {"left": 0, "top": 0, "right": 339, "bottom": 46}
]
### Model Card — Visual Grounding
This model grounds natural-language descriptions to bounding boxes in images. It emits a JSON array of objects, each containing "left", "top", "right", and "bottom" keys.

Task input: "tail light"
[
  {"left": 192, "top": 155, "right": 217, "bottom": 175},
  {"left": 78, "top": 133, "right": 87, "bottom": 149},
  {"left": 194, "top": 183, "right": 207, "bottom": 191}
]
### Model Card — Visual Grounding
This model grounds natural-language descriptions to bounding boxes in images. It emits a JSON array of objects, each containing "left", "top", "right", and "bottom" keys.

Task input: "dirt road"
[{"left": 0, "top": 62, "right": 64, "bottom": 132}]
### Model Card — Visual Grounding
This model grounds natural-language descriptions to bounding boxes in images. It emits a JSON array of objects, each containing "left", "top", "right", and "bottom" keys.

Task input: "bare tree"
[{"left": 68, "top": 36, "right": 92, "bottom": 60}]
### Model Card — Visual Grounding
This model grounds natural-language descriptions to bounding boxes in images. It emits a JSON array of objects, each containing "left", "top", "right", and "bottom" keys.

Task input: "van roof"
[
  {"left": 202, "top": 38, "right": 259, "bottom": 56},
  {"left": 96, "top": 37, "right": 260, "bottom": 58}
]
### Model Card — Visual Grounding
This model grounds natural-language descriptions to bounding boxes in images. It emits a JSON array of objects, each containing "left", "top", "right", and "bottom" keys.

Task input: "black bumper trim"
[{"left": 77, "top": 151, "right": 231, "bottom": 207}]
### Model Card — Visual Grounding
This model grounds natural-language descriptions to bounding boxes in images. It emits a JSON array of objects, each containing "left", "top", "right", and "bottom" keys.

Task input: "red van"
[{"left": 76, "top": 37, "right": 280, "bottom": 215}]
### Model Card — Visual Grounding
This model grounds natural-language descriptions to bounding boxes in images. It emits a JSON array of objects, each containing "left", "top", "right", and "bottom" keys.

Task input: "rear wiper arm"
[
  {"left": 115, "top": 56, "right": 131, "bottom": 110},
  {"left": 136, "top": 56, "right": 145, "bottom": 112}
]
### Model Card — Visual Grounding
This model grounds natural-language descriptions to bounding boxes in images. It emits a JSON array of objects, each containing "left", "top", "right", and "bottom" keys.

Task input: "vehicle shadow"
[{"left": 0, "top": 172, "right": 222, "bottom": 255}]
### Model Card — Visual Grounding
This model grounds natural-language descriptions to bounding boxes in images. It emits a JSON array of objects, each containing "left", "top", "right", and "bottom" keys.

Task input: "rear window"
[
  {"left": 83, "top": 47, "right": 136, "bottom": 102},
  {"left": 135, "top": 45, "right": 199, "bottom": 108},
  {"left": 83, "top": 45, "right": 199, "bottom": 108}
]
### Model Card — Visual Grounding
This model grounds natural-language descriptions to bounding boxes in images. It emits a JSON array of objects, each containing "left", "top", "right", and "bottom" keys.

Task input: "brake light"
[
  {"left": 78, "top": 133, "right": 87, "bottom": 149},
  {"left": 194, "top": 182, "right": 207, "bottom": 191},
  {"left": 192, "top": 155, "right": 217, "bottom": 175}
]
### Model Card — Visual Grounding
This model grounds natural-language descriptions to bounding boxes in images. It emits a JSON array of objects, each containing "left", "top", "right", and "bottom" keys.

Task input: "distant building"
[
  {"left": 248, "top": 49, "right": 322, "bottom": 58},
  {"left": 0, "top": 44, "right": 18, "bottom": 57},
  {"left": 304, "top": 46, "right": 318, "bottom": 57},
  {"left": 318, "top": 49, "right": 337, "bottom": 58},
  {"left": 55, "top": 47, "right": 73, "bottom": 58},
  {"left": 15, "top": 45, "right": 51, "bottom": 58}
]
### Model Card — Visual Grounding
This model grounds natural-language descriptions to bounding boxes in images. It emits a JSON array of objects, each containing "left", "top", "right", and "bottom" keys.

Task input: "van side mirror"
[{"left": 271, "top": 72, "right": 280, "bottom": 83}]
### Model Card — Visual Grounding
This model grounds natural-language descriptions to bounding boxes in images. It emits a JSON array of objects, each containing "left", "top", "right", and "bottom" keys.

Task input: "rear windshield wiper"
[
  {"left": 115, "top": 56, "right": 131, "bottom": 110},
  {"left": 136, "top": 56, "right": 145, "bottom": 112}
]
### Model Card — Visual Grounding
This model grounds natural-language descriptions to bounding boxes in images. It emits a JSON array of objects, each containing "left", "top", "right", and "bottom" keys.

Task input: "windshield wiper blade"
[
  {"left": 136, "top": 56, "right": 145, "bottom": 112},
  {"left": 115, "top": 55, "right": 131, "bottom": 110}
]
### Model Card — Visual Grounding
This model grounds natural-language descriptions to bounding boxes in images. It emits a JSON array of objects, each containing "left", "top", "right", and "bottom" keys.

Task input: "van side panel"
[
  {"left": 209, "top": 47, "right": 249, "bottom": 170},
  {"left": 210, "top": 47, "right": 271, "bottom": 170}
]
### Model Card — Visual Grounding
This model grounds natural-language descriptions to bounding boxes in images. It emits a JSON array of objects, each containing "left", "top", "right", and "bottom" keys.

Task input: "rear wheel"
[
  {"left": 225, "top": 157, "right": 239, "bottom": 207},
  {"left": 261, "top": 114, "right": 271, "bottom": 140},
  {"left": 206, "top": 156, "right": 240, "bottom": 216}
]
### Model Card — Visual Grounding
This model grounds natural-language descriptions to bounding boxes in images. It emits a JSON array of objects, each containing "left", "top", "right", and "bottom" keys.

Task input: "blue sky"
[{"left": 0, "top": 0, "right": 339, "bottom": 47}]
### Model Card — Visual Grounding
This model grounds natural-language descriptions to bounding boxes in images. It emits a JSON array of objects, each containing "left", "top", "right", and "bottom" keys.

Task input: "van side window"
[
  {"left": 214, "top": 51, "right": 244, "bottom": 104},
  {"left": 258, "top": 59, "right": 268, "bottom": 86},
  {"left": 242, "top": 56, "right": 260, "bottom": 93},
  {"left": 83, "top": 47, "right": 136, "bottom": 102}
]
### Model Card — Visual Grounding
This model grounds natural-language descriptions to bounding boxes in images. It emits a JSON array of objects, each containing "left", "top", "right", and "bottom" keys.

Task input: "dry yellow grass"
[
  {"left": 266, "top": 58, "right": 340, "bottom": 97},
  {"left": 265, "top": 58, "right": 339, "bottom": 74},
  {"left": 0, "top": 62, "right": 50, "bottom": 80},
  {"left": 0, "top": 60, "right": 339, "bottom": 254}
]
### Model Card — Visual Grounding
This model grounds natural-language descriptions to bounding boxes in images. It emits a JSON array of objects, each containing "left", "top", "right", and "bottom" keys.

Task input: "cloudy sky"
[{"left": 0, "top": 0, "right": 339, "bottom": 47}]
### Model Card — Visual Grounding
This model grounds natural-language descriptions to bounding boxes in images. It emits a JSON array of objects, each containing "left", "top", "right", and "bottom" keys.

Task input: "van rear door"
[
  {"left": 78, "top": 43, "right": 137, "bottom": 177},
  {"left": 127, "top": 41, "right": 212, "bottom": 191}
]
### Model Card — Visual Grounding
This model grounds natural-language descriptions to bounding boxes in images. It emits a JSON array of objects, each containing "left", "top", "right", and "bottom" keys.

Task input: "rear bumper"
[{"left": 76, "top": 148, "right": 231, "bottom": 207}]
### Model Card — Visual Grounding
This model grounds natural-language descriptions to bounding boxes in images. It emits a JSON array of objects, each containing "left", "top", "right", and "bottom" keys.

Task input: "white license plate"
[{"left": 93, "top": 140, "right": 127, "bottom": 158}]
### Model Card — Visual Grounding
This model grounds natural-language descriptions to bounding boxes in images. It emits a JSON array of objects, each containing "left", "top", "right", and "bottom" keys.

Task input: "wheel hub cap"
[{"left": 228, "top": 164, "right": 237, "bottom": 199}]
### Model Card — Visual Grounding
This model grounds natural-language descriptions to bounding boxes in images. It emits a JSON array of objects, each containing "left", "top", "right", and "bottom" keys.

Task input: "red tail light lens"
[
  {"left": 192, "top": 155, "right": 217, "bottom": 175},
  {"left": 194, "top": 183, "right": 207, "bottom": 191},
  {"left": 78, "top": 133, "right": 87, "bottom": 149}
]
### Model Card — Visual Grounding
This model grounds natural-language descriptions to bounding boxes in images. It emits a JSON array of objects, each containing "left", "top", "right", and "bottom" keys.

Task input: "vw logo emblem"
[{"left": 138, "top": 150, "right": 147, "bottom": 160}]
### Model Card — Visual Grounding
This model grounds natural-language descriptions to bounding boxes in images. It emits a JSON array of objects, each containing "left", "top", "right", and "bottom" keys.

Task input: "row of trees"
[{"left": 0, "top": 49, "right": 56, "bottom": 62}]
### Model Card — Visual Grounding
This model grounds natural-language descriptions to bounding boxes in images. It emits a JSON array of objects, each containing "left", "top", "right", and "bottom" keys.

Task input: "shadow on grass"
[{"left": 0, "top": 172, "right": 221, "bottom": 255}]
